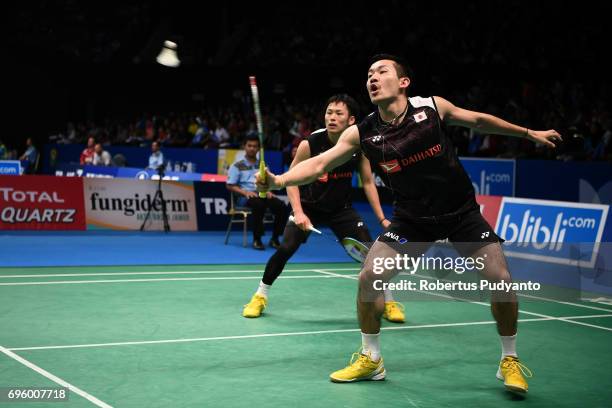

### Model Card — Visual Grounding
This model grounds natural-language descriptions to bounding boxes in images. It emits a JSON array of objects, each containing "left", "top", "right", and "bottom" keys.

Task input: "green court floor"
[{"left": 1, "top": 263, "right": 611, "bottom": 407}]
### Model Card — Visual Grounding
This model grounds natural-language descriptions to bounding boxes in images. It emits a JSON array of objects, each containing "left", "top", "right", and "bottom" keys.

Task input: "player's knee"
[
  {"left": 487, "top": 267, "right": 512, "bottom": 283},
  {"left": 358, "top": 266, "right": 379, "bottom": 290}
]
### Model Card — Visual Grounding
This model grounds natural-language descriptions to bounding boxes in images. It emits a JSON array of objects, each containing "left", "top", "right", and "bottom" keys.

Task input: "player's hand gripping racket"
[
  {"left": 249, "top": 76, "right": 267, "bottom": 198},
  {"left": 287, "top": 215, "right": 369, "bottom": 263},
  {"left": 288, "top": 214, "right": 322, "bottom": 234}
]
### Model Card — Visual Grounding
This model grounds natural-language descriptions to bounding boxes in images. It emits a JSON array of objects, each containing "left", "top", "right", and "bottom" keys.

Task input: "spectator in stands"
[
  {"left": 147, "top": 141, "right": 165, "bottom": 170},
  {"left": 209, "top": 121, "right": 230, "bottom": 148},
  {"left": 93, "top": 143, "right": 112, "bottom": 166},
  {"left": 19, "top": 137, "right": 38, "bottom": 174},
  {"left": 190, "top": 117, "right": 210, "bottom": 147},
  {"left": 226, "top": 134, "right": 288, "bottom": 250},
  {"left": 80, "top": 137, "right": 96, "bottom": 165},
  {"left": 0, "top": 138, "right": 7, "bottom": 159}
]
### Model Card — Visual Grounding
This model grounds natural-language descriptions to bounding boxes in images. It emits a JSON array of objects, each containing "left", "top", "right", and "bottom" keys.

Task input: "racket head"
[{"left": 340, "top": 237, "right": 370, "bottom": 263}]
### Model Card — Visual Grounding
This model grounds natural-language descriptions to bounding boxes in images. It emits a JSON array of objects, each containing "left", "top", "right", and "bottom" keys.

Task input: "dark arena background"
[{"left": 1, "top": 1, "right": 611, "bottom": 407}]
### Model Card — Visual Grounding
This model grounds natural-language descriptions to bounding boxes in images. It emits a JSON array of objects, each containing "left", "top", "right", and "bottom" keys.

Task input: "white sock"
[
  {"left": 361, "top": 332, "right": 381, "bottom": 362},
  {"left": 383, "top": 289, "right": 394, "bottom": 302},
  {"left": 500, "top": 334, "right": 517, "bottom": 359},
  {"left": 256, "top": 281, "right": 270, "bottom": 298}
]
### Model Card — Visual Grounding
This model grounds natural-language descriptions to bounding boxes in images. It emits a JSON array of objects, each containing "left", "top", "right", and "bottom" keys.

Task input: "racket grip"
[{"left": 258, "top": 160, "right": 267, "bottom": 198}]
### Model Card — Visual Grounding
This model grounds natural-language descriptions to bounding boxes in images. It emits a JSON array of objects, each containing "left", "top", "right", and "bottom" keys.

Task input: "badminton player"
[
  {"left": 243, "top": 94, "right": 405, "bottom": 324},
  {"left": 257, "top": 55, "right": 562, "bottom": 394}
]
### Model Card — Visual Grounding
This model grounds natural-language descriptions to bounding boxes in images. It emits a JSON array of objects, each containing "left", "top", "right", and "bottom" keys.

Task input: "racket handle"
[
  {"left": 258, "top": 159, "right": 267, "bottom": 198},
  {"left": 288, "top": 215, "right": 322, "bottom": 234}
]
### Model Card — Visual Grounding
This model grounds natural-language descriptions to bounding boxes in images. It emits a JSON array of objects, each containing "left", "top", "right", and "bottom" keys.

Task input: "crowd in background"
[
  {"left": 7, "top": 0, "right": 610, "bottom": 168},
  {"left": 45, "top": 82, "right": 611, "bottom": 167}
]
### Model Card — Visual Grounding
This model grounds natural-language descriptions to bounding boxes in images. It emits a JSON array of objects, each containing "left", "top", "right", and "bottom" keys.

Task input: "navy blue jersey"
[
  {"left": 357, "top": 96, "right": 477, "bottom": 221},
  {"left": 299, "top": 128, "right": 361, "bottom": 212}
]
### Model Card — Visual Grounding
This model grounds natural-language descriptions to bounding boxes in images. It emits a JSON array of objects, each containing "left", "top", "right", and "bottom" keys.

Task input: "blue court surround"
[
  {"left": 0, "top": 202, "right": 389, "bottom": 267},
  {"left": 0, "top": 229, "right": 361, "bottom": 267}
]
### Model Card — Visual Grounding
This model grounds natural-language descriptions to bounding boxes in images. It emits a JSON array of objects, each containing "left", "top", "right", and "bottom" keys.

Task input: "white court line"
[
  {"left": 404, "top": 271, "right": 612, "bottom": 314},
  {"left": 315, "top": 267, "right": 612, "bottom": 314},
  {"left": 0, "top": 345, "right": 112, "bottom": 407},
  {"left": 0, "top": 267, "right": 358, "bottom": 279},
  {"left": 0, "top": 274, "right": 359, "bottom": 287},
  {"left": 584, "top": 297, "right": 612, "bottom": 306},
  {"left": 519, "top": 293, "right": 612, "bottom": 313},
  {"left": 8, "top": 314, "right": 612, "bottom": 352},
  {"left": 314, "top": 269, "right": 612, "bottom": 333}
]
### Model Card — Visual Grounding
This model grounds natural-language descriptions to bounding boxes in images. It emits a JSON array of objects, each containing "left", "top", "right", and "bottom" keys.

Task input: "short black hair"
[
  {"left": 369, "top": 53, "right": 414, "bottom": 81},
  {"left": 244, "top": 133, "right": 260, "bottom": 145},
  {"left": 326, "top": 94, "right": 360, "bottom": 119}
]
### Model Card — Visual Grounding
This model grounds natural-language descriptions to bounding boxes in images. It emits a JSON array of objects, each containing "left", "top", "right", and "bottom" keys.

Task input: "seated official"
[
  {"left": 147, "top": 141, "right": 165, "bottom": 171},
  {"left": 226, "top": 135, "right": 288, "bottom": 250}
]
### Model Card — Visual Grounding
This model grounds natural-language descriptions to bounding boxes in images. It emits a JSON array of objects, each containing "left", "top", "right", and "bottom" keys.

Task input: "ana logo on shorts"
[{"left": 384, "top": 231, "right": 408, "bottom": 244}]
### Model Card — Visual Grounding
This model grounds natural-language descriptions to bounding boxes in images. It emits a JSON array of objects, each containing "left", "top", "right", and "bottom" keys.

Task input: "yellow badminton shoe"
[
  {"left": 497, "top": 356, "right": 532, "bottom": 394},
  {"left": 330, "top": 350, "right": 385, "bottom": 383},
  {"left": 383, "top": 301, "right": 405, "bottom": 323},
  {"left": 242, "top": 294, "right": 267, "bottom": 318}
]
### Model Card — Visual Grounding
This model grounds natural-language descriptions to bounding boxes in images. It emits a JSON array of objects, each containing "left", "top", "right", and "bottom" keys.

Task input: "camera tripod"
[{"left": 140, "top": 167, "right": 171, "bottom": 232}]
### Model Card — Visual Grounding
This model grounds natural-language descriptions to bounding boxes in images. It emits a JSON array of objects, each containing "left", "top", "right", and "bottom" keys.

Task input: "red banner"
[
  {"left": 0, "top": 175, "right": 86, "bottom": 230},
  {"left": 476, "top": 194, "right": 503, "bottom": 229}
]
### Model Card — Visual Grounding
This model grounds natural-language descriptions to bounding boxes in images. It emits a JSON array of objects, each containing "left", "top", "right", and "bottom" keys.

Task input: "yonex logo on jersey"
[
  {"left": 413, "top": 111, "right": 427, "bottom": 122},
  {"left": 379, "top": 159, "right": 401, "bottom": 173},
  {"left": 371, "top": 135, "right": 382, "bottom": 143},
  {"left": 481, "top": 231, "right": 490, "bottom": 239}
]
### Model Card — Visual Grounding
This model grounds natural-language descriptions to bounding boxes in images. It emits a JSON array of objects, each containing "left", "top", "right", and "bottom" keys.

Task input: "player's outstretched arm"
[
  {"left": 258, "top": 125, "right": 361, "bottom": 190},
  {"left": 433, "top": 96, "right": 562, "bottom": 148},
  {"left": 287, "top": 140, "right": 314, "bottom": 231},
  {"left": 359, "top": 155, "right": 390, "bottom": 228}
]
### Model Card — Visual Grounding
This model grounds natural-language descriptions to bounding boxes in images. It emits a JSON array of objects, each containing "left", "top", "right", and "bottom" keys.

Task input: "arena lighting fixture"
[{"left": 156, "top": 40, "right": 180, "bottom": 67}]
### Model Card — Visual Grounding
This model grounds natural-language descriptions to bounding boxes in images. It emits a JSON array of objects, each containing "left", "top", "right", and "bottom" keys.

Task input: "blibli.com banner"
[
  {"left": 495, "top": 197, "right": 608, "bottom": 267},
  {"left": 83, "top": 178, "right": 198, "bottom": 231},
  {"left": 0, "top": 160, "right": 22, "bottom": 176},
  {"left": 460, "top": 158, "right": 515, "bottom": 196}
]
